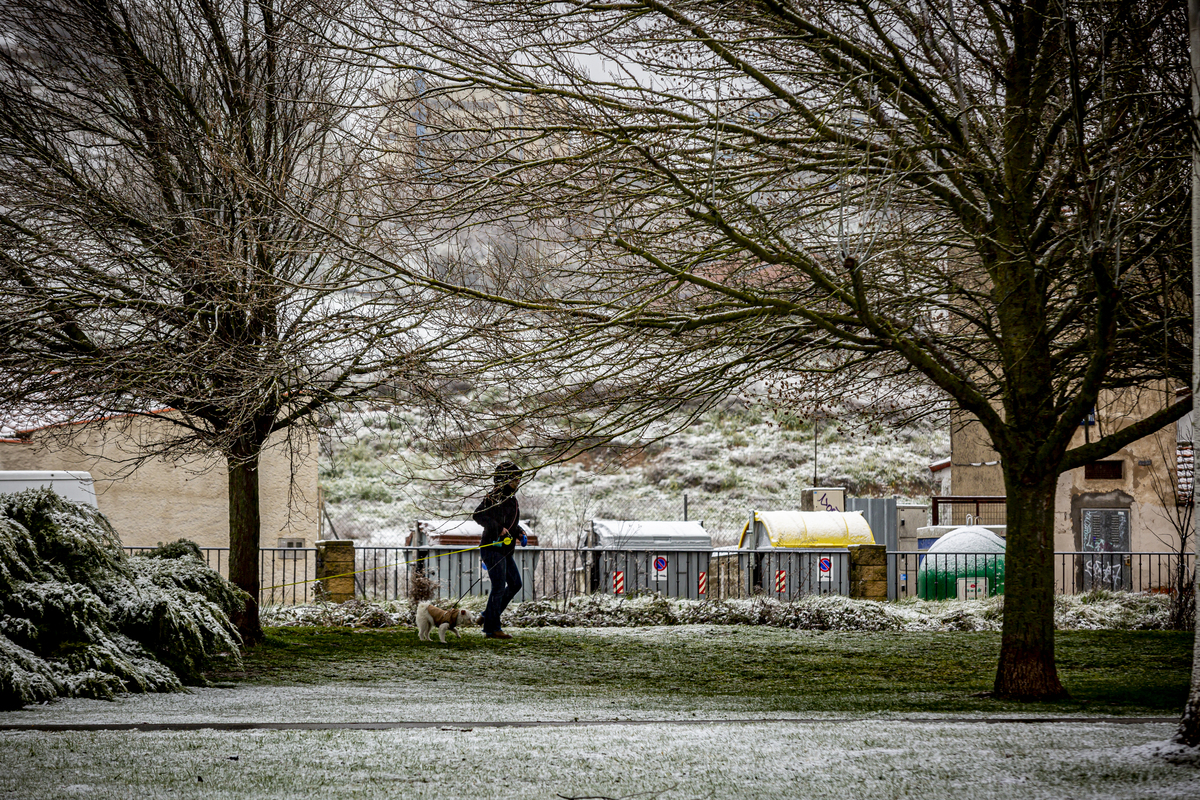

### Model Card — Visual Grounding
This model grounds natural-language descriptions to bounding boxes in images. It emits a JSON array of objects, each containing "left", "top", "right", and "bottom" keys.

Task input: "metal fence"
[
  {"left": 351, "top": 546, "right": 568, "bottom": 604},
  {"left": 736, "top": 549, "right": 850, "bottom": 600},
  {"left": 123, "top": 546, "right": 319, "bottom": 606},
  {"left": 888, "top": 551, "right": 1005, "bottom": 601},
  {"left": 125, "top": 545, "right": 1194, "bottom": 607},
  {"left": 349, "top": 547, "right": 854, "bottom": 603},
  {"left": 351, "top": 547, "right": 729, "bottom": 602},
  {"left": 888, "top": 550, "right": 1195, "bottom": 601},
  {"left": 1055, "top": 551, "right": 1195, "bottom": 595},
  {"left": 930, "top": 496, "right": 1007, "bottom": 526}
]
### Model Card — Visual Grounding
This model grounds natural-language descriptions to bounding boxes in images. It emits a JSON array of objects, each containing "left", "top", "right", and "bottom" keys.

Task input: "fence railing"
[
  {"left": 352, "top": 547, "right": 733, "bottom": 602},
  {"left": 888, "top": 550, "right": 1005, "bottom": 601},
  {"left": 888, "top": 550, "right": 1195, "bottom": 601},
  {"left": 123, "top": 546, "right": 318, "bottom": 606},
  {"left": 124, "top": 546, "right": 1194, "bottom": 606},
  {"left": 930, "top": 496, "right": 1007, "bottom": 526},
  {"left": 1054, "top": 551, "right": 1195, "bottom": 596}
]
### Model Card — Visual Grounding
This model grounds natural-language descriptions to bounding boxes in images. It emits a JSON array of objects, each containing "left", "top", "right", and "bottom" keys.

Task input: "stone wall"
[{"left": 848, "top": 544, "right": 887, "bottom": 601}]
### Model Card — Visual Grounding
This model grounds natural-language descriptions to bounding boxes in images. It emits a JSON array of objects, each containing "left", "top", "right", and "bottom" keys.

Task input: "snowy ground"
[
  {"left": 1, "top": 717, "right": 1194, "bottom": 799},
  {"left": 1, "top": 623, "right": 1196, "bottom": 799}
]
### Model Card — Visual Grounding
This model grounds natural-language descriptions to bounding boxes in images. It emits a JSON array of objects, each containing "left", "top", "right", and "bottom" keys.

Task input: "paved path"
[{"left": 0, "top": 716, "right": 1177, "bottom": 732}]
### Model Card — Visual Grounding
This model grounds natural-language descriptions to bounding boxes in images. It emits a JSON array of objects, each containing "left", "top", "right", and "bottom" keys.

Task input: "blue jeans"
[{"left": 480, "top": 551, "right": 522, "bottom": 634}]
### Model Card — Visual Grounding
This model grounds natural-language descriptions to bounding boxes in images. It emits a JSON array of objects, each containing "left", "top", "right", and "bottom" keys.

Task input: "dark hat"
[{"left": 492, "top": 461, "right": 521, "bottom": 484}]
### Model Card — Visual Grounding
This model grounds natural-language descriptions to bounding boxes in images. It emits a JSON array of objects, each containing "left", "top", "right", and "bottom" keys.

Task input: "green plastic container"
[{"left": 917, "top": 526, "right": 1006, "bottom": 600}]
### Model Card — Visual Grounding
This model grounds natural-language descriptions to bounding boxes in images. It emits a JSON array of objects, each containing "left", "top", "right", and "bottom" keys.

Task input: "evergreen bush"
[{"left": 0, "top": 489, "right": 248, "bottom": 710}]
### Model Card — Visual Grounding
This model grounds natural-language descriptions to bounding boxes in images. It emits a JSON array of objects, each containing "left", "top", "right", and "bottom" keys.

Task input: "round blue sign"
[
  {"left": 654, "top": 556, "right": 667, "bottom": 571},
  {"left": 819, "top": 557, "right": 832, "bottom": 572}
]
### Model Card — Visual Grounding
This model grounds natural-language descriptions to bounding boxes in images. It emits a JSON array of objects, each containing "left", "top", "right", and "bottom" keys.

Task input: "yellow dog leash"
[{"left": 260, "top": 538, "right": 512, "bottom": 592}]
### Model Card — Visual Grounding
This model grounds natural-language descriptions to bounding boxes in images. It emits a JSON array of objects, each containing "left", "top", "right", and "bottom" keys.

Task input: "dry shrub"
[{"left": 409, "top": 571, "right": 441, "bottom": 604}]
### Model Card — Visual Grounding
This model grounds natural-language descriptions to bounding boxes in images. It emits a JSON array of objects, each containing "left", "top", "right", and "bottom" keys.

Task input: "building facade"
[
  {"left": 0, "top": 411, "right": 319, "bottom": 549},
  {"left": 947, "top": 385, "right": 1189, "bottom": 554}
]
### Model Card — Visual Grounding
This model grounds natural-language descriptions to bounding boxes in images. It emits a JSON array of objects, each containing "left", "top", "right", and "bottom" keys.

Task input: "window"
[{"left": 1084, "top": 460, "right": 1123, "bottom": 480}]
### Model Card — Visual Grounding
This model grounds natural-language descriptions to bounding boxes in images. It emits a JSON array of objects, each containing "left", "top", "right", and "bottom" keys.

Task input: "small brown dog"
[{"left": 415, "top": 602, "right": 475, "bottom": 643}]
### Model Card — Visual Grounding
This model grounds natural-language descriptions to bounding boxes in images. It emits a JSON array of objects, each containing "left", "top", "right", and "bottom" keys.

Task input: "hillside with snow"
[{"left": 320, "top": 402, "right": 949, "bottom": 547}]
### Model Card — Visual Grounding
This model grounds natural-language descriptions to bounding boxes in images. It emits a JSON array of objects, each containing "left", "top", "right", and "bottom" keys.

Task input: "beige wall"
[
  {"left": 1053, "top": 386, "right": 1185, "bottom": 554},
  {"left": 949, "top": 411, "right": 1005, "bottom": 496},
  {"left": 0, "top": 414, "right": 318, "bottom": 549},
  {"left": 950, "top": 385, "right": 1187, "bottom": 554}
]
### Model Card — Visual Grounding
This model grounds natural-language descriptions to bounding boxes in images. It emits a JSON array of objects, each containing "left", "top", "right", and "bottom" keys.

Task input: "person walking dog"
[{"left": 473, "top": 461, "right": 527, "bottom": 640}]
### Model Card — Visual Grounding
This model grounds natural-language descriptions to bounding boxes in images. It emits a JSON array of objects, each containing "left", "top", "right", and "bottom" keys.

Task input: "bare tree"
[
  {"left": 360, "top": 0, "right": 1193, "bottom": 699},
  {"left": 0, "top": 0, "right": 471, "bottom": 641},
  {"left": 1141, "top": 420, "right": 1195, "bottom": 632}
]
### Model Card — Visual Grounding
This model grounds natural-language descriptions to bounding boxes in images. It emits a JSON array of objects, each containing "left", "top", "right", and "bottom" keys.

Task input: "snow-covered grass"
[
  {"left": 259, "top": 590, "right": 1172, "bottom": 633},
  {"left": 320, "top": 403, "right": 950, "bottom": 546},
  {"left": 2, "top": 720, "right": 1196, "bottom": 799},
  {"left": 0, "top": 625, "right": 1189, "bottom": 723},
  {"left": 1, "top": 622, "right": 1193, "bottom": 798}
]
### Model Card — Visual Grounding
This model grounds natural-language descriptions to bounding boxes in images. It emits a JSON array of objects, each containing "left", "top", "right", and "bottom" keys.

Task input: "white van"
[{"left": 0, "top": 471, "right": 99, "bottom": 508}]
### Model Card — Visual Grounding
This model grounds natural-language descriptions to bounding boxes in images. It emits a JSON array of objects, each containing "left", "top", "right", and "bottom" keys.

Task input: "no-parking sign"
[
  {"left": 818, "top": 556, "right": 832, "bottom": 581},
  {"left": 652, "top": 555, "right": 668, "bottom": 584}
]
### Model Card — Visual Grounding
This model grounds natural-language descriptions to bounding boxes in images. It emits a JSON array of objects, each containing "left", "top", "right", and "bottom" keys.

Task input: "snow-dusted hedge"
[
  {"left": 263, "top": 598, "right": 415, "bottom": 629},
  {"left": 0, "top": 490, "right": 248, "bottom": 710},
  {"left": 261, "top": 590, "right": 1171, "bottom": 633}
]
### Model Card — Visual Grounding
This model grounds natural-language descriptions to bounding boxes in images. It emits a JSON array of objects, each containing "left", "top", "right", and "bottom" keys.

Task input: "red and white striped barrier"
[
  {"left": 613, "top": 570, "right": 625, "bottom": 595},
  {"left": 698, "top": 571, "right": 707, "bottom": 595},
  {"left": 775, "top": 569, "right": 787, "bottom": 594}
]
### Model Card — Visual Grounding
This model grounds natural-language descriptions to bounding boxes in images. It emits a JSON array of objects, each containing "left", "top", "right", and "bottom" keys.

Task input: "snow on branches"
[{"left": 0, "top": 490, "right": 248, "bottom": 710}]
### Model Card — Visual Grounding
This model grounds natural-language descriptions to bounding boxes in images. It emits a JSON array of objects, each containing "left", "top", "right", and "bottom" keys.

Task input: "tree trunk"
[
  {"left": 228, "top": 446, "right": 264, "bottom": 645},
  {"left": 993, "top": 470, "right": 1067, "bottom": 700},
  {"left": 1178, "top": 539, "right": 1200, "bottom": 745},
  {"left": 1178, "top": 0, "right": 1200, "bottom": 750}
]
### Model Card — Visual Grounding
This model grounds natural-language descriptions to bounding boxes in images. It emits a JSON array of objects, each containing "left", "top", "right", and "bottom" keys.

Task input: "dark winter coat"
[{"left": 473, "top": 487, "right": 520, "bottom": 557}]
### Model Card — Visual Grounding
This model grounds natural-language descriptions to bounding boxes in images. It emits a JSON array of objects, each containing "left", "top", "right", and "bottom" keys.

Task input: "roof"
[
  {"left": 929, "top": 457, "right": 952, "bottom": 473},
  {"left": 412, "top": 519, "right": 538, "bottom": 547},
  {"left": 1, "top": 403, "right": 172, "bottom": 438},
  {"left": 926, "top": 525, "right": 1006, "bottom": 554},
  {"left": 589, "top": 519, "right": 711, "bottom": 549}
]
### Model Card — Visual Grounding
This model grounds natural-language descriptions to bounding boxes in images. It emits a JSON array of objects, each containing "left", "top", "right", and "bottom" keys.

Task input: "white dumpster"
[
  {"left": 585, "top": 519, "right": 712, "bottom": 599},
  {"left": 0, "top": 470, "right": 98, "bottom": 508}
]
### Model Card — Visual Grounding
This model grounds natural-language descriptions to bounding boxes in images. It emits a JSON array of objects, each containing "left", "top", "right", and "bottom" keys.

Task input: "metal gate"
[
  {"left": 847, "top": 497, "right": 897, "bottom": 550},
  {"left": 589, "top": 549, "right": 712, "bottom": 599},
  {"left": 1080, "top": 508, "right": 1132, "bottom": 591}
]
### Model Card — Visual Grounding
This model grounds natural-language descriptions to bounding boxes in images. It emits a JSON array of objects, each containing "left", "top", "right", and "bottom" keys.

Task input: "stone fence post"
[
  {"left": 848, "top": 544, "right": 887, "bottom": 601},
  {"left": 315, "top": 540, "right": 356, "bottom": 603}
]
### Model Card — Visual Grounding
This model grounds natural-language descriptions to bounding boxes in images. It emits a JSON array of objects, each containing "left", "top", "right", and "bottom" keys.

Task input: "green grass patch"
[{"left": 213, "top": 626, "right": 1191, "bottom": 717}]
